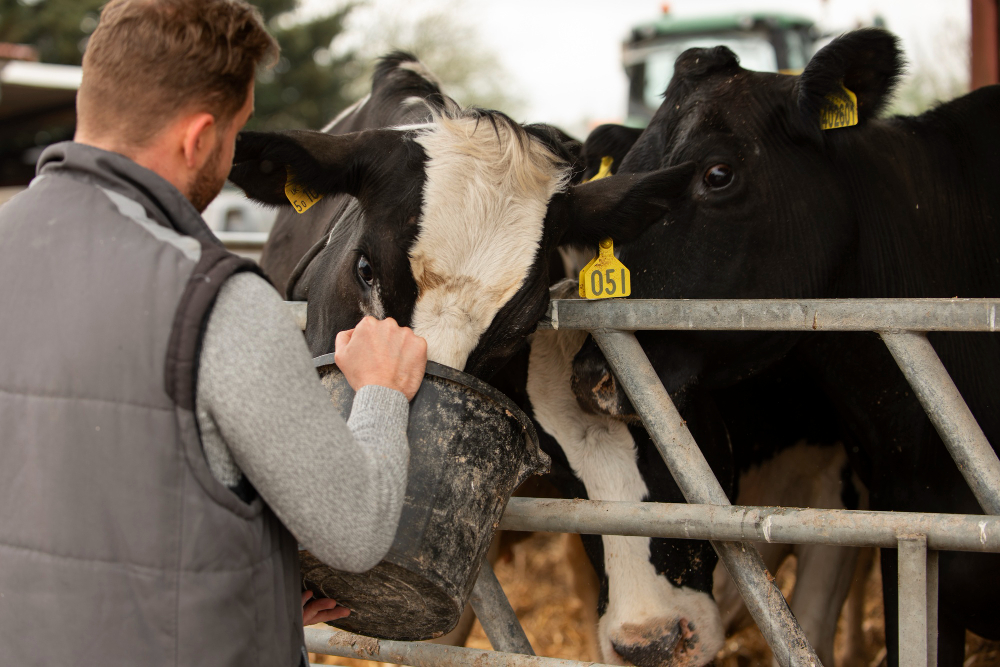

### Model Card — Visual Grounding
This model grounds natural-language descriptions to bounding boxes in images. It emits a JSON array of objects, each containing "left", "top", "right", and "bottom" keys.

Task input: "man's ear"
[
  {"left": 228, "top": 128, "right": 402, "bottom": 206},
  {"left": 796, "top": 28, "right": 904, "bottom": 131},
  {"left": 549, "top": 162, "right": 694, "bottom": 249},
  {"left": 183, "top": 113, "right": 218, "bottom": 170}
]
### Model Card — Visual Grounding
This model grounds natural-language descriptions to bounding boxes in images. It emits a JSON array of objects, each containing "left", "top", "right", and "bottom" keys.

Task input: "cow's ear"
[
  {"left": 797, "top": 28, "right": 904, "bottom": 129},
  {"left": 228, "top": 129, "right": 400, "bottom": 206},
  {"left": 581, "top": 124, "right": 644, "bottom": 181},
  {"left": 550, "top": 162, "right": 694, "bottom": 249}
]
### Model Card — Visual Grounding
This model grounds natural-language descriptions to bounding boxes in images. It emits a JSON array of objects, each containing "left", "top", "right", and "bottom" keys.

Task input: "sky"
[{"left": 301, "top": 0, "right": 970, "bottom": 136}]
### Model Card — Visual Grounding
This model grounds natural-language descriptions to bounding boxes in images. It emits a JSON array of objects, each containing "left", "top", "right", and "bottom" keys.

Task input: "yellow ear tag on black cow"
[
  {"left": 578, "top": 156, "right": 632, "bottom": 299},
  {"left": 579, "top": 238, "right": 631, "bottom": 299},
  {"left": 819, "top": 84, "right": 859, "bottom": 130},
  {"left": 284, "top": 168, "right": 323, "bottom": 214}
]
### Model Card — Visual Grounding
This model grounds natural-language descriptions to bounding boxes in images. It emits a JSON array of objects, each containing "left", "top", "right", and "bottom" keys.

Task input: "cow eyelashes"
[
  {"left": 357, "top": 254, "right": 374, "bottom": 286},
  {"left": 704, "top": 164, "right": 734, "bottom": 189}
]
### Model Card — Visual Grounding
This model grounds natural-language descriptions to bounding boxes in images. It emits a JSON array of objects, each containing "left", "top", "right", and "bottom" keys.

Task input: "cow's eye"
[
  {"left": 357, "top": 255, "right": 374, "bottom": 286},
  {"left": 704, "top": 164, "right": 734, "bottom": 189}
]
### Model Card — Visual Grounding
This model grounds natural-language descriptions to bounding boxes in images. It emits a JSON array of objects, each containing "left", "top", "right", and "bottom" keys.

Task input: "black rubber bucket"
[{"left": 301, "top": 355, "right": 548, "bottom": 641}]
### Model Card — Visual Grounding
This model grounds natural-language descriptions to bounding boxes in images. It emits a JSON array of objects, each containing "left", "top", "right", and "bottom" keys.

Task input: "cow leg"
[
  {"left": 840, "top": 546, "right": 874, "bottom": 667},
  {"left": 528, "top": 327, "right": 724, "bottom": 667},
  {"left": 713, "top": 442, "right": 865, "bottom": 666},
  {"left": 788, "top": 543, "right": 858, "bottom": 666}
]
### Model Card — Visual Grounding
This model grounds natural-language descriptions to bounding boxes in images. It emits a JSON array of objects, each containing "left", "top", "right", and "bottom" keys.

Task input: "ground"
[{"left": 309, "top": 532, "right": 1000, "bottom": 667}]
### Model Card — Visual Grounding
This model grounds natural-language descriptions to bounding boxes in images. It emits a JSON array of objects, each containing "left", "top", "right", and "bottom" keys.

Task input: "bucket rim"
[{"left": 311, "top": 354, "right": 545, "bottom": 472}]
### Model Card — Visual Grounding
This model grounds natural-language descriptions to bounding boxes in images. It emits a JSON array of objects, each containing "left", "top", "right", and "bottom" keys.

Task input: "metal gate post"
[
  {"left": 469, "top": 560, "right": 535, "bottom": 655},
  {"left": 898, "top": 536, "right": 938, "bottom": 667},
  {"left": 881, "top": 331, "right": 1000, "bottom": 515},
  {"left": 592, "top": 330, "right": 822, "bottom": 667}
]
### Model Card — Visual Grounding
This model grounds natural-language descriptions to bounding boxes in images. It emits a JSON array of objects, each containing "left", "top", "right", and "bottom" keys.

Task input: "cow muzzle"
[{"left": 609, "top": 617, "right": 709, "bottom": 667}]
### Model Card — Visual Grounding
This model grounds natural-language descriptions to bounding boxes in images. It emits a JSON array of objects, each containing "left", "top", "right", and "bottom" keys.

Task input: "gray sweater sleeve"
[{"left": 195, "top": 271, "right": 410, "bottom": 573}]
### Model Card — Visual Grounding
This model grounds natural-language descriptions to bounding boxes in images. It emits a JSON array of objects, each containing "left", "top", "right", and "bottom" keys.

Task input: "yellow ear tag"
[
  {"left": 284, "top": 168, "right": 323, "bottom": 214},
  {"left": 578, "top": 156, "right": 632, "bottom": 299},
  {"left": 819, "top": 83, "right": 859, "bottom": 130},
  {"left": 587, "top": 155, "right": 615, "bottom": 183},
  {"left": 579, "top": 238, "right": 631, "bottom": 299}
]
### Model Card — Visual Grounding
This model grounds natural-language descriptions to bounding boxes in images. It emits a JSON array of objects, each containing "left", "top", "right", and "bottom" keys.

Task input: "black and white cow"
[
  {"left": 550, "top": 28, "right": 1000, "bottom": 667},
  {"left": 229, "top": 52, "right": 692, "bottom": 378}
]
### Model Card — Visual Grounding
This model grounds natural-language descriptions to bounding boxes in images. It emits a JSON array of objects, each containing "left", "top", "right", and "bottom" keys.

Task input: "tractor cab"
[{"left": 623, "top": 11, "right": 817, "bottom": 126}]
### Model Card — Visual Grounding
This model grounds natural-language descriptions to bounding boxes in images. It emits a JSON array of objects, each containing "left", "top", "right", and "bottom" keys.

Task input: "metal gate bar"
[
  {"left": 545, "top": 298, "right": 1000, "bottom": 332},
  {"left": 897, "top": 536, "right": 938, "bottom": 667},
  {"left": 592, "top": 330, "right": 820, "bottom": 667},
  {"left": 881, "top": 331, "right": 1000, "bottom": 514},
  {"left": 469, "top": 561, "right": 535, "bottom": 655},
  {"left": 497, "top": 498, "right": 1000, "bottom": 551},
  {"left": 304, "top": 627, "right": 618, "bottom": 666}
]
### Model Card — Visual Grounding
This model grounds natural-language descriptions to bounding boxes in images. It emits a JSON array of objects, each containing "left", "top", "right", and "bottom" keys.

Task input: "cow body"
[{"left": 565, "top": 29, "right": 1000, "bottom": 666}]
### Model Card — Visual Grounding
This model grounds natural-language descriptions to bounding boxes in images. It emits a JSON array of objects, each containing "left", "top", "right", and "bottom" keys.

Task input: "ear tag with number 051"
[
  {"left": 579, "top": 238, "right": 631, "bottom": 299},
  {"left": 284, "top": 167, "right": 323, "bottom": 214},
  {"left": 578, "top": 155, "right": 632, "bottom": 299}
]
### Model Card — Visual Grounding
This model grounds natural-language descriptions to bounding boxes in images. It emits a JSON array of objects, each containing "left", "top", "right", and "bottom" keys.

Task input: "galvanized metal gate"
[{"left": 287, "top": 297, "right": 1000, "bottom": 667}]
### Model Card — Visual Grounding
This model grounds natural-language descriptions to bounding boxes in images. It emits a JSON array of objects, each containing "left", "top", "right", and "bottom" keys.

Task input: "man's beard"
[{"left": 188, "top": 142, "right": 227, "bottom": 213}]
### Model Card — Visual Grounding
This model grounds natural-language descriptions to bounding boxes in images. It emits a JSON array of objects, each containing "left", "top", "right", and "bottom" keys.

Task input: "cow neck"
[
  {"left": 36, "top": 141, "right": 221, "bottom": 247},
  {"left": 829, "top": 118, "right": 996, "bottom": 300}
]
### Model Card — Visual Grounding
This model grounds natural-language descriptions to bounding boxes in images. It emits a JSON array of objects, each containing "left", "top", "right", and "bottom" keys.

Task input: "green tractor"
[{"left": 623, "top": 11, "right": 818, "bottom": 127}]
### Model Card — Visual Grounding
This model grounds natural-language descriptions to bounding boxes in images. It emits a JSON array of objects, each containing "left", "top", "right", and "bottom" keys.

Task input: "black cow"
[
  {"left": 553, "top": 28, "right": 1000, "bottom": 667},
  {"left": 228, "top": 52, "right": 691, "bottom": 379}
]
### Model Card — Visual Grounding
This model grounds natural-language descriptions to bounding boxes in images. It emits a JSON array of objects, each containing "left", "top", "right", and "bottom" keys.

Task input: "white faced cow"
[{"left": 229, "top": 52, "right": 691, "bottom": 378}]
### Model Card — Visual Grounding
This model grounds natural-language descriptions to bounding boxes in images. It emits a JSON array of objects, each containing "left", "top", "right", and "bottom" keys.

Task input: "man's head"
[{"left": 76, "top": 0, "right": 277, "bottom": 210}]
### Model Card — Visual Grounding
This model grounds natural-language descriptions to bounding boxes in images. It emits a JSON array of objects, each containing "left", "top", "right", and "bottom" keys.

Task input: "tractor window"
[
  {"left": 784, "top": 30, "right": 808, "bottom": 71},
  {"left": 642, "top": 35, "right": 778, "bottom": 110}
]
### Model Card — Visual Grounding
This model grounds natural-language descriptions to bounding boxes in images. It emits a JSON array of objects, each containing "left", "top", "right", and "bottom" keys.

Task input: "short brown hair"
[{"left": 78, "top": 0, "right": 277, "bottom": 147}]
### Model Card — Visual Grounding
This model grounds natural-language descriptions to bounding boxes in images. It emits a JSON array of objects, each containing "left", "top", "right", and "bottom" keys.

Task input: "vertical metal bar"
[
  {"left": 592, "top": 330, "right": 823, "bottom": 667},
  {"left": 469, "top": 560, "right": 535, "bottom": 655},
  {"left": 880, "top": 331, "right": 1000, "bottom": 515},
  {"left": 898, "top": 536, "right": 930, "bottom": 667},
  {"left": 927, "top": 549, "right": 939, "bottom": 666}
]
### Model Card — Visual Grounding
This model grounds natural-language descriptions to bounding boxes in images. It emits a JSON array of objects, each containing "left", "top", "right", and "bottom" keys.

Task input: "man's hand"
[
  {"left": 334, "top": 317, "right": 427, "bottom": 400},
  {"left": 302, "top": 590, "right": 350, "bottom": 626}
]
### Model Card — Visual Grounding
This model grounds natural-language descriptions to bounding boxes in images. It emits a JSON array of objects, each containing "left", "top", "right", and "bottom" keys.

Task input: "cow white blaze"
[
  {"left": 527, "top": 311, "right": 724, "bottom": 667},
  {"left": 409, "top": 115, "right": 571, "bottom": 370}
]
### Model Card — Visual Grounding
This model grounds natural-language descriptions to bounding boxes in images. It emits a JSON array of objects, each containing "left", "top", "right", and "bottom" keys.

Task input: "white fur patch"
[
  {"left": 408, "top": 115, "right": 571, "bottom": 369},
  {"left": 401, "top": 96, "right": 429, "bottom": 110},
  {"left": 527, "top": 320, "right": 724, "bottom": 666},
  {"left": 397, "top": 60, "right": 444, "bottom": 88},
  {"left": 322, "top": 94, "right": 370, "bottom": 133},
  {"left": 360, "top": 283, "right": 386, "bottom": 320}
]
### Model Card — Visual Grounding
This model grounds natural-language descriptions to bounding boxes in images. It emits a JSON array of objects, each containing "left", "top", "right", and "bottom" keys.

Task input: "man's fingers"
[
  {"left": 335, "top": 316, "right": 428, "bottom": 398},
  {"left": 309, "top": 607, "right": 351, "bottom": 624},
  {"left": 302, "top": 596, "right": 350, "bottom": 626},
  {"left": 335, "top": 328, "right": 355, "bottom": 351}
]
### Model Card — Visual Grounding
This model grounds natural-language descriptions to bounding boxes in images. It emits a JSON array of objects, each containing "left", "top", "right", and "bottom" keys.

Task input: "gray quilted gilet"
[{"left": 0, "top": 142, "right": 304, "bottom": 666}]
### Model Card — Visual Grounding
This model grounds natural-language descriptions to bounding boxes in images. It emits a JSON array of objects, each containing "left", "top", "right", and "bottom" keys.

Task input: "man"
[{"left": 0, "top": 1, "right": 426, "bottom": 665}]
